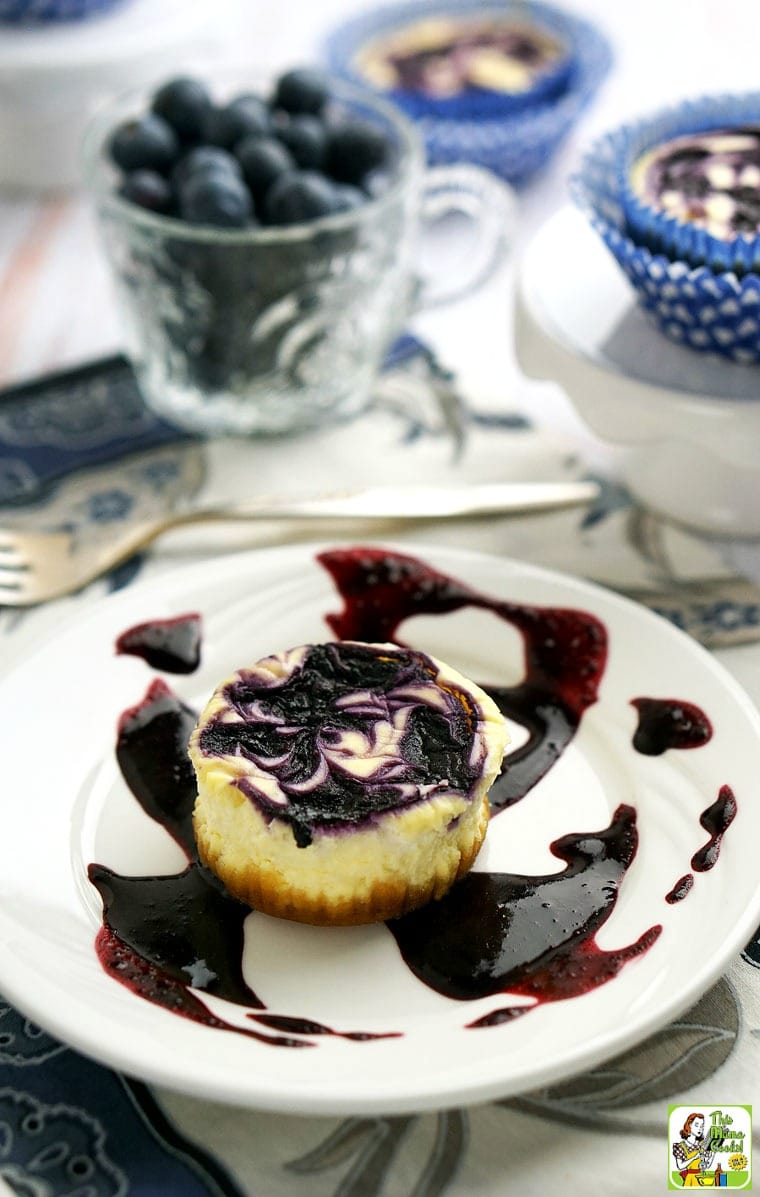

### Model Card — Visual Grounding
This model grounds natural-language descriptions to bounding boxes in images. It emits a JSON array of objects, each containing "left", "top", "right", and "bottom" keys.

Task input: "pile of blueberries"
[{"left": 107, "top": 68, "right": 391, "bottom": 230}]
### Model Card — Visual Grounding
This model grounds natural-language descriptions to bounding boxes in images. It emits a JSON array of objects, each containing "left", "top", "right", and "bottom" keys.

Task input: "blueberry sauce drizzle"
[
  {"left": 247, "top": 1014, "right": 399, "bottom": 1041},
  {"left": 115, "top": 613, "right": 202, "bottom": 675},
  {"left": 631, "top": 697, "right": 712, "bottom": 756},
  {"left": 692, "top": 785, "right": 737, "bottom": 872},
  {"left": 317, "top": 547, "right": 608, "bottom": 812},
  {"left": 627, "top": 699, "right": 736, "bottom": 902},
  {"left": 466, "top": 921, "right": 662, "bottom": 1024},
  {"left": 116, "top": 679, "right": 198, "bottom": 858},
  {"left": 91, "top": 925, "right": 310, "bottom": 1049},
  {"left": 661, "top": 787, "right": 737, "bottom": 903},
  {"left": 88, "top": 547, "right": 712, "bottom": 1043},
  {"left": 88, "top": 864, "right": 261, "bottom": 1008},
  {"left": 467, "top": 1006, "right": 531, "bottom": 1028},
  {"left": 388, "top": 804, "right": 661, "bottom": 1003},
  {"left": 665, "top": 874, "right": 695, "bottom": 905},
  {"left": 92, "top": 679, "right": 399, "bottom": 1045}
]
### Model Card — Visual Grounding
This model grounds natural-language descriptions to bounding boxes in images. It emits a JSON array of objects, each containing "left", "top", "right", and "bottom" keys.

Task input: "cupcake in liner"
[
  {"left": 325, "top": 0, "right": 611, "bottom": 185},
  {"left": 327, "top": 0, "right": 577, "bottom": 122},
  {"left": 612, "top": 94, "right": 760, "bottom": 275},
  {"left": 189, "top": 641, "right": 509, "bottom": 926},
  {"left": 573, "top": 95, "right": 760, "bottom": 363},
  {"left": 0, "top": 0, "right": 126, "bottom": 19}
]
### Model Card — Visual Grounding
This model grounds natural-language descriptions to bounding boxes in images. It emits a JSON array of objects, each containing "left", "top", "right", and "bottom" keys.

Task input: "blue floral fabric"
[
  {"left": 0, "top": 1003, "right": 244, "bottom": 1196},
  {"left": 0, "top": 356, "right": 189, "bottom": 507}
]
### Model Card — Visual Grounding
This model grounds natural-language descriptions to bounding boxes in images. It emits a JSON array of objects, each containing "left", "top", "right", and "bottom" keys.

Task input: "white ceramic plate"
[{"left": 1, "top": 540, "right": 759, "bottom": 1115}]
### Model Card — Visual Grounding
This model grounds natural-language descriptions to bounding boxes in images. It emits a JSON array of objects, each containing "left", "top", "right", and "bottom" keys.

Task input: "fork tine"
[
  {"left": 0, "top": 529, "right": 68, "bottom": 549},
  {"left": 0, "top": 591, "right": 34, "bottom": 608},
  {"left": 0, "top": 525, "right": 86, "bottom": 604},
  {"left": 0, "top": 564, "right": 27, "bottom": 582}
]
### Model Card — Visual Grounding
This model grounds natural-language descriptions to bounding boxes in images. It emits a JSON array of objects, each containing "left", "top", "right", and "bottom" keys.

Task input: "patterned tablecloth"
[{"left": 0, "top": 348, "right": 758, "bottom": 1196}]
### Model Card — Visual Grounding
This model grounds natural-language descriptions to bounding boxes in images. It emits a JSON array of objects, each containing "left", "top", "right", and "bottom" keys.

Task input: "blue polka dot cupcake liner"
[
  {"left": 0, "top": 0, "right": 125, "bottom": 20},
  {"left": 324, "top": 0, "right": 611, "bottom": 185},
  {"left": 573, "top": 101, "right": 760, "bottom": 363}
]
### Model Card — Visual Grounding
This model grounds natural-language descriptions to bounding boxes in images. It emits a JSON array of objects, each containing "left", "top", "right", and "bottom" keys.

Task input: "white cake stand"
[{"left": 515, "top": 205, "right": 760, "bottom": 538}]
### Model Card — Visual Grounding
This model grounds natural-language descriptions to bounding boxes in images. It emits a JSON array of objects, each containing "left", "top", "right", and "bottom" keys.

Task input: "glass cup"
[{"left": 83, "top": 71, "right": 516, "bottom": 437}]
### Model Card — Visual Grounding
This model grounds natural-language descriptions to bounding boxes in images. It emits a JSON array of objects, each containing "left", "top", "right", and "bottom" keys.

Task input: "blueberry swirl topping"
[
  {"left": 632, "top": 127, "right": 760, "bottom": 239},
  {"left": 358, "top": 17, "right": 564, "bottom": 99},
  {"left": 195, "top": 641, "right": 493, "bottom": 847}
]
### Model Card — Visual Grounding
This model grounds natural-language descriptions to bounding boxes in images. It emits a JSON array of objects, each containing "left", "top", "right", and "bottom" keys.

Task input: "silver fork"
[{"left": 0, "top": 480, "right": 598, "bottom": 606}]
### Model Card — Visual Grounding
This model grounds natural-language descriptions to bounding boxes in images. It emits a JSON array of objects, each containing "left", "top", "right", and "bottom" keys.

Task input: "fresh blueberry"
[
  {"left": 263, "top": 170, "right": 337, "bottom": 225},
  {"left": 273, "top": 68, "right": 328, "bottom": 116},
  {"left": 229, "top": 93, "right": 271, "bottom": 135},
  {"left": 235, "top": 136, "right": 294, "bottom": 199},
  {"left": 276, "top": 115, "right": 326, "bottom": 170},
  {"left": 119, "top": 169, "right": 173, "bottom": 214},
  {"left": 108, "top": 113, "right": 179, "bottom": 175},
  {"left": 331, "top": 183, "right": 366, "bottom": 213},
  {"left": 151, "top": 77, "right": 212, "bottom": 142},
  {"left": 268, "top": 106, "right": 290, "bottom": 133},
  {"left": 173, "top": 145, "right": 242, "bottom": 191},
  {"left": 327, "top": 120, "right": 388, "bottom": 185},
  {"left": 203, "top": 95, "right": 270, "bottom": 149},
  {"left": 180, "top": 172, "right": 253, "bottom": 228}
]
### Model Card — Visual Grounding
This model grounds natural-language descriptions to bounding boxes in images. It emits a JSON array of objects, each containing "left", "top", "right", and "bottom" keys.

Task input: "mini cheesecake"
[
  {"left": 630, "top": 127, "right": 760, "bottom": 240},
  {"left": 356, "top": 16, "right": 565, "bottom": 101},
  {"left": 189, "top": 641, "right": 508, "bottom": 926}
]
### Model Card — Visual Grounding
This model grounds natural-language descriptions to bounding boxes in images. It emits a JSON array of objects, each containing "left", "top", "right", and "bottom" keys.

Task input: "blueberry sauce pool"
[
  {"left": 631, "top": 697, "right": 712, "bottom": 756},
  {"left": 115, "top": 613, "right": 202, "bottom": 675},
  {"left": 388, "top": 804, "right": 660, "bottom": 1003},
  {"left": 317, "top": 546, "right": 609, "bottom": 814},
  {"left": 87, "top": 546, "right": 736, "bottom": 1046}
]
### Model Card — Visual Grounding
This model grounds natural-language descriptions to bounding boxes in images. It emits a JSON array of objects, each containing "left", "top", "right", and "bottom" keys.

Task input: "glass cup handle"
[{"left": 413, "top": 163, "right": 518, "bottom": 309}]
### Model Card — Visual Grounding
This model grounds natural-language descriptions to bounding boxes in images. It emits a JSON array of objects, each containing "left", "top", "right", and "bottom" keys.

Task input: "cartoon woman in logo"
[{"left": 672, "top": 1113, "right": 719, "bottom": 1186}]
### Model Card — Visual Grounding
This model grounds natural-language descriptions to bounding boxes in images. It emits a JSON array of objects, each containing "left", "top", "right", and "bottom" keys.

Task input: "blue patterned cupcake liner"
[
  {"left": 608, "top": 93, "right": 760, "bottom": 275},
  {"left": 573, "top": 119, "right": 760, "bottom": 363},
  {"left": 0, "top": 0, "right": 125, "bottom": 20},
  {"left": 325, "top": 0, "right": 611, "bottom": 185}
]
